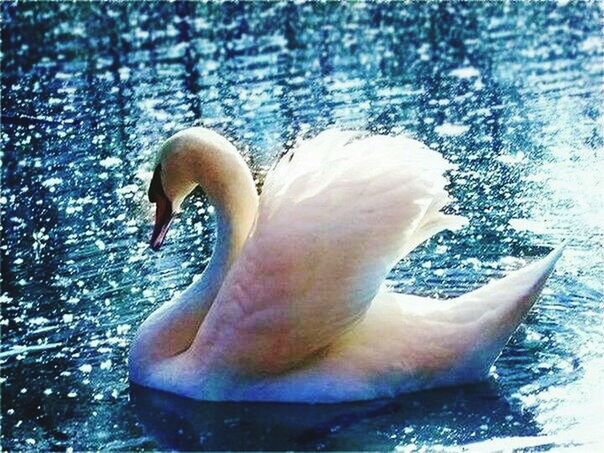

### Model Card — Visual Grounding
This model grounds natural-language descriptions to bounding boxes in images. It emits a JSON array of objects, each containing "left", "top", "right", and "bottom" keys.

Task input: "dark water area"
[{"left": 1, "top": 1, "right": 603, "bottom": 451}]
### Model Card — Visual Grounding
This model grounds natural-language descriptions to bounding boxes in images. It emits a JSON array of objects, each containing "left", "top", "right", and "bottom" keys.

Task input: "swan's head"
[{"left": 148, "top": 127, "right": 246, "bottom": 251}]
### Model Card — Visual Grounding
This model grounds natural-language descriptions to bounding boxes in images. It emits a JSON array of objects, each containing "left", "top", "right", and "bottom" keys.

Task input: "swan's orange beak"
[{"left": 149, "top": 164, "right": 173, "bottom": 251}]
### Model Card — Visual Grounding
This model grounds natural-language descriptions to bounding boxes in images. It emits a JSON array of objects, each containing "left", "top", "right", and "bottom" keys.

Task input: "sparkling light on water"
[{"left": 1, "top": 2, "right": 603, "bottom": 450}]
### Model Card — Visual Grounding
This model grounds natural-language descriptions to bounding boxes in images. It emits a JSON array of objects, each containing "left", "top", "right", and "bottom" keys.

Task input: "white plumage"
[{"left": 129, "top": 127, "right": 563, "bottom": 403}]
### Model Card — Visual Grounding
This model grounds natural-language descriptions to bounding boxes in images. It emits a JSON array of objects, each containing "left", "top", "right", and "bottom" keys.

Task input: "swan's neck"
[
  {"left": 183, "top": 139, "right": 259, "bottom": 302},
  {"left": 129, "top": 133, "right": 259, "bottom": 379},
  {"left": 197, "top": 205, "right": 250, "bottom": 301}
]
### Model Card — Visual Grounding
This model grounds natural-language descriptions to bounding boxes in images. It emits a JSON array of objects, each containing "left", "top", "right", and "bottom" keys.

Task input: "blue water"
[{"left": 1, "top": 1, "right": 603, "bottom": 450}]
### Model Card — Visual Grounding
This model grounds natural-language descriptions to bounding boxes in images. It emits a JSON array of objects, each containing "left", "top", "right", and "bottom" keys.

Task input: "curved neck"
[
  {"left": 129, "top": 134, "right": 259, "bottom": 378},
  {"left": 183, "top": 149, "right": 259, "bottom": 311},
  {"left": 197, "top": 202, "right": 252, "bottom": 302}
]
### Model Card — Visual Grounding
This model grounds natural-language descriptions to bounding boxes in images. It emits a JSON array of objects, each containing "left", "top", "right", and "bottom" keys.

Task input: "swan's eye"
[{"left": 148, "top": 164, "right": 165, "bottom": 203}]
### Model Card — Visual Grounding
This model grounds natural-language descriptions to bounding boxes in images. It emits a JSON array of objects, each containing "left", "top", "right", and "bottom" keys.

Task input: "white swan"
[{"left": 129, "top": 127, "right": 563, "bottom": 403}]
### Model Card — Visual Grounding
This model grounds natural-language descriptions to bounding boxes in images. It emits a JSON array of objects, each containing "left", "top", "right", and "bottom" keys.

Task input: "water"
[{"left": 1, "top": 1, "right": 603, "bottom": 450}]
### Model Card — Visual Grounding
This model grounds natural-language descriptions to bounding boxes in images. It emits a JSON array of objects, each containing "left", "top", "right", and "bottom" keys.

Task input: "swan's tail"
[{"left": 449, "top": 243, "right": 566, "bottom": 379}]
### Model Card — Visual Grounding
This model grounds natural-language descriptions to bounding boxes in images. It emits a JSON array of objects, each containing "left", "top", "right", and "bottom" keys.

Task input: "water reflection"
[
  {"left": 131, "top": 380, "right": 539, "bottom": 451},
  {"left": 2, "top": 1, "right": 603, "bottom": 450}
]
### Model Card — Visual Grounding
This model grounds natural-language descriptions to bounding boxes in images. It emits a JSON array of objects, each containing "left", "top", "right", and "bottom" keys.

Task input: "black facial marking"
[{"left": 148, "top": 164, "right": 164, "bottom": 203}]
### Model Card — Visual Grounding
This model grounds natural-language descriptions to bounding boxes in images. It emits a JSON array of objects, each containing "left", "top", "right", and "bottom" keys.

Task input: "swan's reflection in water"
[{"left": 130, "top": 381, "right": 539, "bottom": 450}]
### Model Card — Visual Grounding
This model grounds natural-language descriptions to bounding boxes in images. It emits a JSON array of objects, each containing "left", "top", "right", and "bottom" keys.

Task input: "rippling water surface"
[{"left": 2, "top": 2, "right": 603, "bottom": 450}]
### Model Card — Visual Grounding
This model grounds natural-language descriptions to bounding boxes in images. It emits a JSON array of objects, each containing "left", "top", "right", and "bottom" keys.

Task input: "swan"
[{"left": 129, "top": 127, "right": 564, "bottom": 403}]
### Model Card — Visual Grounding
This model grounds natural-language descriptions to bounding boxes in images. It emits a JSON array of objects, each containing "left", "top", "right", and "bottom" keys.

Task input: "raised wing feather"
[{"left": 190, "top": 130, "right": 467, "bottom": 375}]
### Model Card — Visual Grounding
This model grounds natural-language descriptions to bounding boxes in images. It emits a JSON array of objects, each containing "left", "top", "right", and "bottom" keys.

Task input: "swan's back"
[{"left": 187, "top": 130, "right": 466, "bottom": 375}]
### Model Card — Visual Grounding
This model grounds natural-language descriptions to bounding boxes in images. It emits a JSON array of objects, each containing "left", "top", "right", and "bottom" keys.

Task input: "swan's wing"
[{"left": 191, "top": 130, "right": 467, "bottom": 374}]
